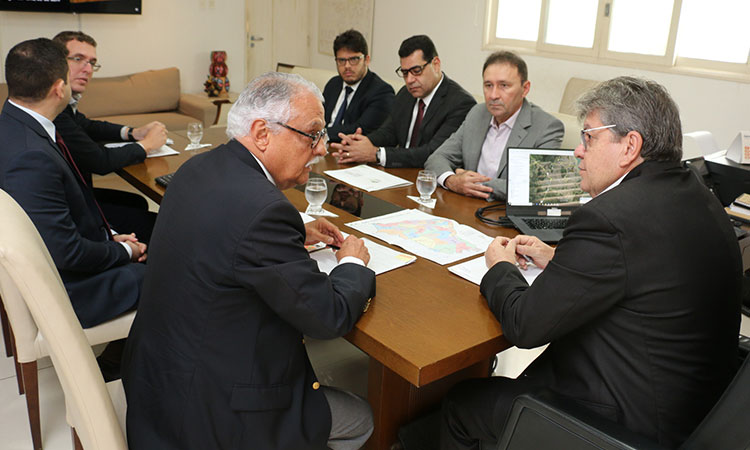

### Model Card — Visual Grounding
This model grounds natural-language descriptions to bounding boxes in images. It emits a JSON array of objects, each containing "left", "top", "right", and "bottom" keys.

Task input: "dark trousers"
[
  {"left": 95, "top": 188, "right": 157, "bottom": 244},
  {"left": 440, "top": 374, "right": 546, "bottom": 450}
]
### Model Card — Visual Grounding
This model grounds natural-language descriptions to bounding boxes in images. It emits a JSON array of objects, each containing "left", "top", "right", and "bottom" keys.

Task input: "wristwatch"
[
  {"left": 374, "top": 148, "right": 381, "bottom": 164},
  {"left": 127, "top": 128, "right": 135, "bottom": 141}
]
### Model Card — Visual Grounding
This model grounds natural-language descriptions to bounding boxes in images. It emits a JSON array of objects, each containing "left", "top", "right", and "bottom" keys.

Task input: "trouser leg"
[{"left": 324, "top": 385, "right": 373, "bottom": 450}]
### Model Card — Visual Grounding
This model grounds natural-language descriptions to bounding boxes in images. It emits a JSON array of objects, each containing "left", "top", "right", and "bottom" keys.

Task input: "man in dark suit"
[
  {"left": 52, "top": 31, "right": 167, "bottom": 243},
  {"left": 425, "top": 52, "right": 564, "bottom": 201},
  {"left": 441, "top": 77, "right": 742, "bottom": 449},
  {"left": 122, "top": 72, "right": 377, "bottom": 450},
  {"left": 323, "top": 29, "right": 394, "bottom": 143},
  {"left": 0, "top": 38, "right": 146, "bottom": 330},
  {"left": 332, "top": 34, "right": 476, "bottom": 168}
]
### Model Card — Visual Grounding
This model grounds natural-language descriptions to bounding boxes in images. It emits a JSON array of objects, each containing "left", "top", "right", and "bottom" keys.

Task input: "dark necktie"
[
  {"left": 55, "top": 131, "right": 113, "bottom": 239},
  {"left": 333, "top": 86, "right": 353, "bottom": 127},
  {"left": 409, "top": 99, "right": 426, "bottom": 148}
]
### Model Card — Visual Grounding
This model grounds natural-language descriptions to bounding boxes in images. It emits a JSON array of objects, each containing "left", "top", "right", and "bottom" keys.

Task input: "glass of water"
[
  {"left": 305, "top": 178, "right": 328, "bottom": 214},
  {"left": 416, "top": 170, "right": 437, "bottom": 203},
  {"left": 186, "top": 122, "right": 203, "bottom": 151}
]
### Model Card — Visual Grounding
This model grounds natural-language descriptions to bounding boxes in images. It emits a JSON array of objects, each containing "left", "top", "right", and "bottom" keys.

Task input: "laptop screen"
[{"left": 507, "top": 148, "right": 589, "bottom": 207}]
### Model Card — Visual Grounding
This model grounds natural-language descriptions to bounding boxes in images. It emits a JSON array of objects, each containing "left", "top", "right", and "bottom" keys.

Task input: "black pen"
[{"left": 326, "top": 244, "right": 340, "bottom": 250}]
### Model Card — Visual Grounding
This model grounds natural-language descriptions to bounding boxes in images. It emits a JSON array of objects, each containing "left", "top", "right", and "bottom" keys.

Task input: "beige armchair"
[{"left": 0, "top": 188, "right": 131, "bottom": 450}]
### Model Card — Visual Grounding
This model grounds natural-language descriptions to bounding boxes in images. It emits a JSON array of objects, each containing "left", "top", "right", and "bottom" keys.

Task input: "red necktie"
[
  {"left": 55, "top": 131, "right": 114, "bottom": 240},
  {"left": 409, "top": 99, "right": 425, "bottom": 148}
]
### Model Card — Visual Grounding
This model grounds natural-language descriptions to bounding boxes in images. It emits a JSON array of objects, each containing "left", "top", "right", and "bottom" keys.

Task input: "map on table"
[{"left": 346, "top": 209, "right": 493, "bottom": 265}]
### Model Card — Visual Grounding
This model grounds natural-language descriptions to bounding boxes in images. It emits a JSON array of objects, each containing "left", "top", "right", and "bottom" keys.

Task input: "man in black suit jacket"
[
  {"left": 0, "top": 38, "right": 146, "bottom": 329},
  {"left": 52, "top": 31, "right": 167, "bottom": 242},
  {"left": 122, "top": 72, "right": 377, "bottom": 450},
  {"left": 323, "top": 29, "right": 394, "bottom": 143},
  {"left": 332, "top": 35, "right": 475, "bottom": 168},
  {"left": 441, "top": 77, "right": 742, "bottom": 449}
]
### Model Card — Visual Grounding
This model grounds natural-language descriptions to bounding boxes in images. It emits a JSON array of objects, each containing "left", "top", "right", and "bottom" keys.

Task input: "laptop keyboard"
[
  {"left": 155, "top": 172, "right": 176, "bottom": 187},
  {"left": 522, "top": 217, "right": 569, "bottom": 230}
]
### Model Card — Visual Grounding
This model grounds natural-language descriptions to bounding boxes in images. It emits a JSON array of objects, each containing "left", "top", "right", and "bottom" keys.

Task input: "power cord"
[{"left": 475, "top": 202, "right": 515, "bottom": 228}]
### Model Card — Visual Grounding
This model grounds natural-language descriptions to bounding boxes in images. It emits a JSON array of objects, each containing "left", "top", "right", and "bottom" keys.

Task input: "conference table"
[{"left": 117, "top": 127, "right": 517, "bottom": 449}]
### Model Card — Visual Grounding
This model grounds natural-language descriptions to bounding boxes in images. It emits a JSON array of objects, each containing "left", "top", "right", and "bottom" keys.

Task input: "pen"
[{"left": 327, "top": 244, "right": 340, "bottom": 250}]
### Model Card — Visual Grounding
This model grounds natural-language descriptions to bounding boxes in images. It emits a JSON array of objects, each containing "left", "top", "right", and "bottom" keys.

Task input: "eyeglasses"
[
  {"left": 67, "top": 56, "right": 101, "bottom": 72},
  {"left": 580, "top": 124, "right": 617, "bottom": 150},
  {"left": 395, "top": 59, "right": 433, "bottom": 78},
  {"left": 335, "top": 55, "right": 365, "bottom": 66},
  {"left": 275, "top": 122, "right": 328, "bottom": 148}
]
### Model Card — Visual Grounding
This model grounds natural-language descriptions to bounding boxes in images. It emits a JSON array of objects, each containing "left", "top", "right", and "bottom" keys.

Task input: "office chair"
[
  {"left": 496, "top": 355, "right": 750, "bottom": 450},
  {"left": 0, "top": 189, "right": 129, "bottom": 450}
]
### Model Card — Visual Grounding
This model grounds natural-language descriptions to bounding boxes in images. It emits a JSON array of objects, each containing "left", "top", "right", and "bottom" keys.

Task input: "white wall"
[
  {"left": 308, "top": 0, "right": 750, "bottom": 149},
  {"left": 0, "top": 0, "right": 245, "bottom": 95}
]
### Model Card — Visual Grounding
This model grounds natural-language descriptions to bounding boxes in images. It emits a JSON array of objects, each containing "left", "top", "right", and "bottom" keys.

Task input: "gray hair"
[
  {"left": 575, "top": 76, "right": 682, "bottom": 162},
  {"left": 226, "top": 72, "right": 323, "bottom": 139}
]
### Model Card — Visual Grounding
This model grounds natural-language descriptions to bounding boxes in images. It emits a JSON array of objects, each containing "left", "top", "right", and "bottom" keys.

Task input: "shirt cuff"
[
  {"left": 337, "top": 256, "right": 365, "bottom": 267},
  {"left": 120, "top": 126, "right": 129, "bottom": 141},
  {"left": 437, "top": 171, "right": 454, "bottom": 189},
  {"left": 118, "top": 241, "right": 133, "bottom": 258},
  {"left": 378, "top": 147, "right": 386, "bottom": 167}
]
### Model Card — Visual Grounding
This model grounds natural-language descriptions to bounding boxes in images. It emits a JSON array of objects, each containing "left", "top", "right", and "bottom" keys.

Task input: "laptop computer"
[{"left": 505, "top": 147, "right": 590, "bottom": 243}]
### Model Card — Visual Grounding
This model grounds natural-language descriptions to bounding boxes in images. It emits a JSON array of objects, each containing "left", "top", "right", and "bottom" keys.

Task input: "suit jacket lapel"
[
  {"left": 418, "top": 73, "right": 449, "bottom": 132},
  {"left": 496, "top": 99, "right": 532, "bottom": 178},
  {"left": 466, "top": 106, "right": 492, "bottom": 171}
]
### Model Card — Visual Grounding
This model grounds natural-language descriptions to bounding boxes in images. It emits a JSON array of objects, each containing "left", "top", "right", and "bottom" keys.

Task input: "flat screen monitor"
[{"left": 0, "top": 0, "right": 141, "bottom": 15}]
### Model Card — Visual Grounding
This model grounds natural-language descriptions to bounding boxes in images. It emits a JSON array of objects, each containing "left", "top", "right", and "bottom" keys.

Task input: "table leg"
[{"left": 365, "top": 358, "right": 490, "bottom": 450}]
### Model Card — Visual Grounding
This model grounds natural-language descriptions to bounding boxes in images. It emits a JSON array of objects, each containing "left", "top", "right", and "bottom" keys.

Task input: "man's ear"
[
  {"left": 619, "top": 131, "right": 643, "bottom": 167},
  {"left": 250, "top": 119, "right": 271, "bottom": 151},
  {"left": 50, "top": 79, "right": 66, "bottom": 100}
]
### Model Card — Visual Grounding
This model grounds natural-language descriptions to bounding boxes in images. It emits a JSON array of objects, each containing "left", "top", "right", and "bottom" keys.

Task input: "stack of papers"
[
  {"left": 324, "top": 164, "right": 412, "bottom": 192},
  {"left": 448, "top": 256, "right": 542, "bottom": 286}
]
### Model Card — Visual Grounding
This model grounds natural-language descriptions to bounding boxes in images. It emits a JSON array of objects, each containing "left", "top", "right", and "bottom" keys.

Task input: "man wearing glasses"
[
  {"left": 332, "top": 34, "right": 475, "bottom": 168},
  {"left": 323, "top": 29, "right": 394, "bottom": 143},
  {"left": 122, "top": 72, "right": 377, "bottom": 450},
  {"left": 52, "top": 31, "right": 166, "bottom": 243},
  {"left": 425, "top": 51, "right": 564, "bottom": 201},
  {"left": 440, "top": 77, "right": 742, "bottom": 449}
]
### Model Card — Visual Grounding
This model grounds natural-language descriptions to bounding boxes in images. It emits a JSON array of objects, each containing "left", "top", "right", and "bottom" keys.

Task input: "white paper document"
[
  {"left": 324, "top": 164, "right": 412, "bottom": 192},
  {"left": 310, "top": 238, "right": 416, "bottom": 275},
  {"left": 346, "top": 209, "right": 493, "bottom": 265},
  {"left": 448, "top": 256, "right": 542, "bottom": 286},
  {"left": 104, "top": 142, "right": 179, "bottom": 158}
]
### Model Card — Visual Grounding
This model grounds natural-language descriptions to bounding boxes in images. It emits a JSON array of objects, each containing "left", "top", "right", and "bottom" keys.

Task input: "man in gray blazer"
[{"left": 425, "top": 52, "right": 563, "bottom": 201}]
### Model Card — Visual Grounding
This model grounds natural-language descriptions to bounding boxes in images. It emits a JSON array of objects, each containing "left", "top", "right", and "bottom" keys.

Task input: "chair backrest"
[
  {"left": 0, "top": 189, "right": 127, "bottom": 450},
  {"left": 559, "top": 77, "right": 600, "bottom": 116},
  {"left": 549, "top": 111, "right": 581, "bottom": 149},
  {"left": 680, "top": 355, "right": 750, "bottom": 449}
]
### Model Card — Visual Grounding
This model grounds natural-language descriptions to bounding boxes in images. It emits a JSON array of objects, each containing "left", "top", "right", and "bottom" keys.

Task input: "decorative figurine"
[{"left": 204, "top": 51, "right": 230, "bottom": 98}]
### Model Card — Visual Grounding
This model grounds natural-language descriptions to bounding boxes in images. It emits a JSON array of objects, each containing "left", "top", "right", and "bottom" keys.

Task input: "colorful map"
[{"left": 347, "top": 209, "right": 492, "bottom": 265}]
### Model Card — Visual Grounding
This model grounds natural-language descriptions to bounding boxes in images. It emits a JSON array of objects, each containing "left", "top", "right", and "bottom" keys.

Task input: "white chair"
[
  {"left": 683, "top": 131, "right": 720, "bottom": 160},
  {"left": 0, "top": 188, "right": 130, "bottom": 450},
  {"left": 550, "top": 111, "right": 581, "bottom": 149}
]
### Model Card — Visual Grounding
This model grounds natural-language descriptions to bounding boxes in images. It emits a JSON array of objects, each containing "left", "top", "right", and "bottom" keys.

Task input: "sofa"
[{"left": 0, "top": 67, "right": 217, "bottom": 130}]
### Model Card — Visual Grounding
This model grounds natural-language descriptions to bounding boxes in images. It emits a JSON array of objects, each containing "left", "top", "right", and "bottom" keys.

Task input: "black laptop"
[{"left": 505, "top": 147, "right": 590, "bottom": 243}]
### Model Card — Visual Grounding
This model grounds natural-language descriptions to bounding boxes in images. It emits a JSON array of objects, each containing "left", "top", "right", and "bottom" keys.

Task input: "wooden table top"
[{"left": 119, "top": 127, "right": 515, "bottom": 387}]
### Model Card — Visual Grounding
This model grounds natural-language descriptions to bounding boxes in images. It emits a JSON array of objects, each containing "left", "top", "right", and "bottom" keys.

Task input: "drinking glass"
[
  {"left": 416, "top": 170, "right": 437, "bottom": 203},
  {"left": 305, "top": 178, "right": 328, "bottom": 214},
  {"left": 186, "top": 122, "right": 203, "bottom": 151}
]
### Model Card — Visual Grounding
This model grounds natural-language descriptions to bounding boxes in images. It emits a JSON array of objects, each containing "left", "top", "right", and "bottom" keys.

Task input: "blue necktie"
[{"left": 333, "top": 86, "right": 353, "bottom": 127}]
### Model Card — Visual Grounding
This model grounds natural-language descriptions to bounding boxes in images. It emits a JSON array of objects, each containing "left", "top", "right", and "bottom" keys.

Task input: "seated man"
[
  {"left": 441, "top": 77, "right": 742, "bottom": 449},
  {"left": 0, "top": 38, "right": 146, "bottom": 330},
  {"left": 332, "top": 34, "right": 475, "bottom": 168},
  {"left": 52, "top": 31, "right": 166, "bottom": 242},
  {"left": 425, "top": 51, "right": 563, "bottom": 201},
  {"left": 323, "top": 29, "right": 394, "bottom": 143},
  {"left": 122, "top": 72, "right": 377, "bottom": 450}
]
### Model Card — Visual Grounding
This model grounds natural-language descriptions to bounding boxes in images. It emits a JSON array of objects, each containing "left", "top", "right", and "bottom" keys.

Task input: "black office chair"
[{"left": 496, "top": 354, "right": 750, "bottom": 450}]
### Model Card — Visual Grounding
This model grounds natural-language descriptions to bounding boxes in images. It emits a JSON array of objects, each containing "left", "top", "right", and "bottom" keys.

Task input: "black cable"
[{"left": 475, "top": 202, "right": 515, "bottom": 227}]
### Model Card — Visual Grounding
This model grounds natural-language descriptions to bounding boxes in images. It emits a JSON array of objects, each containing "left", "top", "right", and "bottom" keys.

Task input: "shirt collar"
[
  {"left": 489, "top": 103, "right": 522, "bottom": 130},
  {"left": 8, "top": 99, "right": 56, "bottom": 141},
  {"left": 248, "top": 151, "right": 277, "bottom": 186},
  {"left": 598, "top": 170, "right": 630, "bottom": 196},
  {"left": 419, "top": 72, "right": 444, "bottom": 108},
  {"left": 343, "top": 72, "right": 365, "bottom": 90}
]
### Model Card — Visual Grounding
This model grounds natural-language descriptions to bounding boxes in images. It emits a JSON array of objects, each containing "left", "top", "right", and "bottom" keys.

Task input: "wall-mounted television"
[{"left": 0, "top": 0, "right": 141, "bottom": 15}]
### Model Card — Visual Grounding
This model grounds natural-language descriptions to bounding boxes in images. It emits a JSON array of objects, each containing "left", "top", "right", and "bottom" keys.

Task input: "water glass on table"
[
  {"left": 416, "top": 170, "right": 437, "bottom": 203},
  {"left": 186, "top": 122, "right": 203, "bottom": 153},
  {"left": 305, "top": 178, "right": 328, "bottom": 215}
]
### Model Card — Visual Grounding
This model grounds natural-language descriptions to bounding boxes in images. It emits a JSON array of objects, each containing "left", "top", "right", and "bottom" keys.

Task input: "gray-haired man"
[{"left": 122, "top": 72, "right": 376, "bottom": 450}]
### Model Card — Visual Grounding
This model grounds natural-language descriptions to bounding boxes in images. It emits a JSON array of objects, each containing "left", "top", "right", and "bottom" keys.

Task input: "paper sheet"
[
  {"left": 324, "top": 164, "right": 412, "bottom": 192},
  {"left": 104, "top": 142, "right": 178, "bottom": 158},
  {"left": 310, "top": 237, "right": 416, "bottom": 275},
  {"left": 448, "top": 256, "right": 542, "bottom": 286}
]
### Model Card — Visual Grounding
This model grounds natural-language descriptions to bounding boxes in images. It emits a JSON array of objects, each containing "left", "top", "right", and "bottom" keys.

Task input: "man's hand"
[
  {"left": 114, "top": 233, "right": 148, "bottom": 262},
  {"left": 445, "top": 169, "right": 493, "bottom": 199},
  {"left": 304, "top": 218, "right": 344, "bottom": 247},
  {"left": 132, "top": 121, "right": 166, "bottom": 140},
  {"left": 335, "top": 235, "right": 370, "bottom": 265},
  {"left": 485, "top": 236, "right": 518, "bottom": 268},
  {"left": 331, "top": 128, "right": 378, "bottom": 164},
  {"left": 136, "top": 122, "right": 168, "bottom": 153},
  {"left": 513, "top": 235, "right": 554, "bottom": 270}
]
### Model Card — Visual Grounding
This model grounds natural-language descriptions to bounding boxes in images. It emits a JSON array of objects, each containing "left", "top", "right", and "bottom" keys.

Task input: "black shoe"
[{"left": 96, "top": 355, "right": 121, "bottom": 382}]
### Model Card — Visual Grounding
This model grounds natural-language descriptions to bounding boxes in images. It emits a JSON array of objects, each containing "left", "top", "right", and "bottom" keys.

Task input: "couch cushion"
[{"left": 77, "top": 67, "right": 181, "bottom": 119}]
